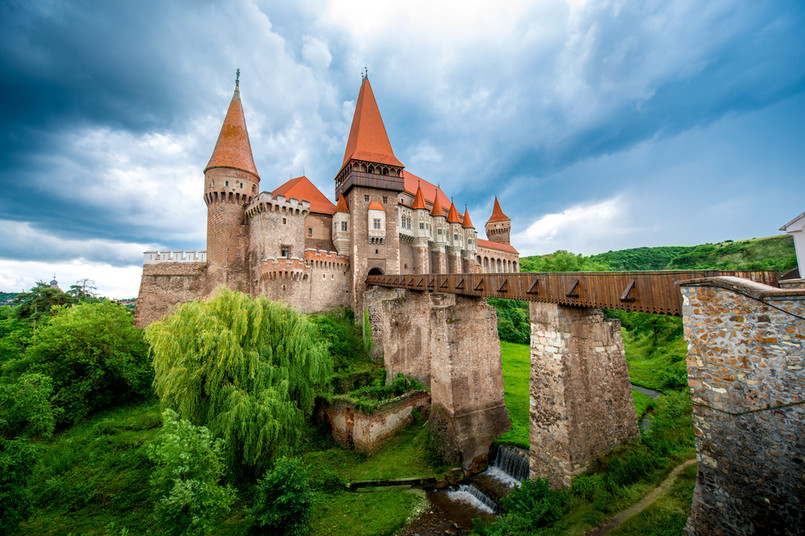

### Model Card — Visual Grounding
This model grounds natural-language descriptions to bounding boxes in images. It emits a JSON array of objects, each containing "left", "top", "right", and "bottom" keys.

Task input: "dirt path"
[{"left": 586, "top": 459, "right": 697, "bottom": 535}]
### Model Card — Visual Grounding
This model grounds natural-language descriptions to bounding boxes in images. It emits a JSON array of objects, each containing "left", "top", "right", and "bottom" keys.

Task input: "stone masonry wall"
[
  {"left": 681, "top": 277, "right": 804, "bottom": 535},
  {"left": 364, "top": 287, "right": 510, "bottom": 472},
  {"left": 134, "top": 262, "right": 207, "bottom": 327},
  {"left": 529, "top": 303, "right": 639, "bottom": 488}
]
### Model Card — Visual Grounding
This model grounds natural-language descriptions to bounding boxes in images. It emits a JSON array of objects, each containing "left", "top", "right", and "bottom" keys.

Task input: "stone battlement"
[
  {"left": 245, "top": 192, "right": 311, "bottom": 219},
  {"left": 143, "top": 250, "right": 207, "bottom": 264},
  {"left": 304, "top": 248, "right": 349, "bottom": 268}
]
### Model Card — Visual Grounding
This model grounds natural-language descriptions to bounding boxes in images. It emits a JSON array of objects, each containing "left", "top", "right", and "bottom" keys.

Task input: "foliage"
[
  {"left": 245, "top": 457, "right": 315, "bottom": 536},
  {"left": 330, "top": 373, "right": 425, "bottom": 414},
  {"left": 488, "top": 299, "right": 530, "bottom": 344},
  {"left": 146, "top": 288, "right": 333, "bottom": 475},
  {"left": 13, "top": 282, "right": 76, "bottom": 322},
  {"left": 520, "top": 250, "right": 610, "bottom": 273},
  {"left": 147, "top": 409, "right": 236, "bottom": 536},
  {"left": 642, "top": 391, "right": 694, "bottom": 457},
  {"left": 27, "top": 301, "right": 151, "bottom": 424},
  {"left": 0, "top": 373, "right": 59, "bottom": 439},
  {"left": 474, "top": 478, "right": 566, "bottom": 535},
  {"left": 496, "top": 341, "right": 530, "bottom": 449},
  {"left": 667, "top": 235, "right": 795, "bottom": 271},
  {"left": 0, "top": 306, "right": 32, "bottom": 365},
  {"left": 0, "top": 438, "right": 38, "bottom": 536},
  {"left": 588, "top": 246, "right": 693, "bottom": 271},
  {"left": 310, "top": 309, "right": 367, "bottom": 372},
  {"left": 309, "top": 488, "right": 422, "bottom": 536},
  {"left": 362, "top": 309, "right": 374, "bottom": 356}
]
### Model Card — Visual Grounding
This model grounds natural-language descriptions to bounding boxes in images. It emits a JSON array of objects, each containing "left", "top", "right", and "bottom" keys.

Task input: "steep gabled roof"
[
  {"left": 403, "top": 171, "right": 450, "bottom": 208},
  {"left": 368, "top": 201, "right": 385, "bottom": 211},
  {"left": 477, "top": 238, "right": 518, "bottom": 254},
  {"left": 205, "top": 86, "right": 259, "bottom": 179},
  {"left": 447, "top": 202, "right": 461, "bottom": 224},
  {"left": 341, "top": 78, "right": 403, "bottom": 169},
  {"left": 487, "top": 197, "right": 510, "bottom": 223},
  {"left": 430, "top": 190, "right": 446, "bottom": 218},
  {"left": 462, "top": 208, "right": 474, "bottom": 229},
  {"left": 335, "top": 194, "right": 349, "bottom": 214},
  {"left": 412, "top": 184, "right": 428, "bottom": 210},
  {"left": 272, "top": 176, "right": 336, "bottom": 215}
]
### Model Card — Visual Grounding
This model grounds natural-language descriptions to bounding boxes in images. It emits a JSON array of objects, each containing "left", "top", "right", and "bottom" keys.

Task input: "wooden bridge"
[{"left": 367, "top": 270, "right": 780, "bottom": 316}]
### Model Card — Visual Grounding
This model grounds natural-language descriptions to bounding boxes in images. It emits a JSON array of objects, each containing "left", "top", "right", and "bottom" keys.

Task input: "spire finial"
[{"left": 235, "top": 68, "right": 240, "bottom": 88}]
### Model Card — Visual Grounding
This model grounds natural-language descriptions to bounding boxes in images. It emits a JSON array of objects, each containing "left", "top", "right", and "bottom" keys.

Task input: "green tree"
[
  {"left": 0, "top": 307, "right": 32, "bottom": 365},
  {"left": 146, "top": 288, "right": 333, "bottom": 475},
  {"left": 28, "top": 301, "right": 151, "bottom": 424},
  {"left": 520, "top": 250, "right": 610, "bottom": 273},
  {"left": 13, "top": 282, "right": 76, "bottom": 323},
  {"left": 0, "top": 373, "right": 58, "bottom": 439},
  {"left": 0, "top": 438, "right": 37, "bottom": 536},
  {"left": 147, "top": 409, "right": 236, "bottom": 536},
  {"left": 246, "top": 457, "right": 315, "bottom": 536}
]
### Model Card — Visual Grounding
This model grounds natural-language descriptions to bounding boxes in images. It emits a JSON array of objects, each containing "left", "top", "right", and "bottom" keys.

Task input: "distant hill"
[
  {"left": 0, "top": 291, "right": 19, "bottom": 304},
  {"left": 521, "top": 234, "right": 796, "bottom": 272}
]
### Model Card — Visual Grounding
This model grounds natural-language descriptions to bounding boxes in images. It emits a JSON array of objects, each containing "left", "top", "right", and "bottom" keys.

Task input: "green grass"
[
  {"left": 497, "top": 340, "right": 531, "bottom": 449},
  {"left": 310, "top": 489, "right": 424, "bottom": 536},
  {"left": 632, "top": 389, "right": 656, "bottom": 422},
  {"left": 608, "top": 462, "right": 697, "bottom": 536}
]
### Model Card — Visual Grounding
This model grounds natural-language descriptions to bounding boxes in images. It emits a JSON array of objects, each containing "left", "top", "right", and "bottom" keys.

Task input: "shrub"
[
  {"left": 0, "top": 438, "right": 37, "bottom": 535},
  {"left": 28, "top": 301, "right": 151, "bottom": 424},
  {"left": 498, "top": 477, "right": 567, "bottom": 532},
  {"left": 0, "top": 373, "right": 58, "bottom": 439},
  {"left": 146, "top": 410, "right": 236, "bottom": 536},
  {"left": 246, "top": 457, "right": 315, "bottom": 536}
]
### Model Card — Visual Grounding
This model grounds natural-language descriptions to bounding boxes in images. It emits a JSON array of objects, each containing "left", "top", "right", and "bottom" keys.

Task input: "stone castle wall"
[
  {"left": 681, "top": 277, "right": 805, "bottom": 535},
  {"left": 528, "top": 303, "right": 639, "bottom": 487},
  {"left": 134, "top": 261, "right": 207, "bottom": 327}
]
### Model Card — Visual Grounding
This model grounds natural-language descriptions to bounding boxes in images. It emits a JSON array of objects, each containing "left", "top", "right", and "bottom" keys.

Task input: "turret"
[
  {"left": 446, "top": 201, "right": 463, "bottom": 273},
  {"left": 203, "top": 71, "right": 260, "bottom": 291},
  {"left": 462, "top": 207, "right": 478, "bottom": 272},
  {"left": 485, "top": 197, "right": 511, "bottom": 245},
  {"left": 332, "top": 194, "right": 351, "bottom": 256},
  {"left": 430, "top": 190, "right": 448, "bottom": 273}
]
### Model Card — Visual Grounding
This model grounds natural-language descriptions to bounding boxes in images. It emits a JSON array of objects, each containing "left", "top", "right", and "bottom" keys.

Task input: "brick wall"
[
  {"left": 528, "top": 303, "right": 639, "bottom": 487},
  {"left": 681, "top": 277, "right": 805, "bottom": 535},
  {"left": 134, "top": 262, "right": 207, "bottom": 327}
]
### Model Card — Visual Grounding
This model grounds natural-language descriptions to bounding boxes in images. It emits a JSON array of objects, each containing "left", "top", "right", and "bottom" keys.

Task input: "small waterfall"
[
  {"left": 447, "top": 484, "right": 497, "bottom": 514},
  {"left": 492, "top": 446, "right": 529, "bottom": 482}
]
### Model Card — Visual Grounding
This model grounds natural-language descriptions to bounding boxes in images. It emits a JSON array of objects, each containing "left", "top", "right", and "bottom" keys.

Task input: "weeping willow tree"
[{"left": 146, "top": 288, "right": 332, "bottom": 475}]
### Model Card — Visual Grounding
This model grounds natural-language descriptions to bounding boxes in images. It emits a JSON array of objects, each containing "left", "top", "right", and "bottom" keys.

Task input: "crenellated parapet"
[
  {"left": 304, "top": 249, "right": 349, "bottom": 271},
  {"left": 260, "top": 256, "right": 309, "bottom": 282},
  {"left": 245, "top": 192, "right": 311, "bottom": 219},
  {"left": 143, "top": 250, "right": 207, "bottom": 264}
]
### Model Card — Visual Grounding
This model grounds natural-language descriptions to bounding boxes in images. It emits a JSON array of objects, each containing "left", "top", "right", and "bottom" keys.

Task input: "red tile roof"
[
  {"left": 477, "top": 238, "right": 518, "bottom": 254},
  {"left": 430, "top": 190, "right": 446, "bottom": 217},
  {"left": 342, "top": 78, "right": 404, "bottom": 169},
  {"left": 462, "top": 208, "right": 474, "bottom": 229},
  {"left": 487, "top": 197, "right": 510, "bottom": 223},
  {"left": 335, "top": 194, "right": 349, "bottom": 213},
  {"left": 272, "top": 176, "right": 336, "bottom": 215},
  {"left": 447, "top": 202, "right": 461, "bottom": 224},
  {"left": 412, "top": 184, "right": 428, "bottom": 210},
  {"left": 403, "top": 171, "right": 450, "bottom": 208},
  {"left": 368, "top": 201, "right": 385, "bottom": 211},
  {"left": 205, "top": 87, "right": 259, "bottom": 179}
]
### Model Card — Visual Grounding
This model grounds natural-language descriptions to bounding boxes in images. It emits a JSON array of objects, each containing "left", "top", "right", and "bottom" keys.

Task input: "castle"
[{"left": 135, "top": 74, "right": 519, "bottom": 325}]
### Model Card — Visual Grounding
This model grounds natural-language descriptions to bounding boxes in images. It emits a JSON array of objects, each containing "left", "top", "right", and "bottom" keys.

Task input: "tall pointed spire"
[
  {"left": 341, "top": 78, "right": 403, "bottom": 169},
  {"left": 447, "top": 202, "right": 461, "bottom": 224},
  {"left": 205, "top": 75, "right": 259, "bottom": 179},
  {"left": 462, "top": 207, "right": 474, "bottom": 229},
  {"left": 412, "top": 183, "right": 428, "bottom": 210},
  {"left": 487, "top": 196, "right": 510, "bottom": 223},
  {"left": 431, "top": 189, "right": 446, "bottom": 218},
  {"left": 335, "top": 194, "right": 350, "bottom": 213}
]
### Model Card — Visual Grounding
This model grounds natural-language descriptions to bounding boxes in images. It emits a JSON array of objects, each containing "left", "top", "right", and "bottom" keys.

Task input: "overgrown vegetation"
[{"left": 326, "top": 372, "right": 425, "bottom": 414}]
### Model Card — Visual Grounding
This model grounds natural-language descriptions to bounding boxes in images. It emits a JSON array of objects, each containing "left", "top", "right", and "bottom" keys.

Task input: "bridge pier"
[
  {"left": 365, "top": 287, "right": 511, "bottom": 472},
  {"left": 528, "top": 303, "right": 640, "bottom": 487}
]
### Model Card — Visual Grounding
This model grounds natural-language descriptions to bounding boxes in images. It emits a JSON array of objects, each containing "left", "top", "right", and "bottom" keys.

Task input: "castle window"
[
  {"left": 454, "top": 234, "right": 459, "bottom": 241},
  {"left": 365, "top": 195, "right": 370, "bottom": 202},
  {"left": 239, "top": 182, "right": 243, "bottom": 188},
  {"left": 341, "top": 221, "right": 348, "bottom": 232},
  {"left": 282, "top": 217, "right": 287, "bottom": 224},
  {"left": 225, "top": 181, "right": 229, "bottom": 186},
  {"left": 281, "top": 246, "right": 289, "bottom": 257},
  {"left": 308, "top": 228, "right": 312, "bottom": 235},
  {"left": 211, "top": 180, "right": 214, "bottom": 187},
  {"left": 252, "top": 185, "right": 256, "bottom": 193},
  {"left": 383, "top": 196, "right": 388, "bottom": 204},
  {"left": 373, "top": 218, "right": 381, "bottom": 230},
  {"left": 375, "top": 249, "right": 379, "bottom": 254},
  {"left": 419, "top": 223, "right": 425, "bottom": 230},
  {"left": 438, "top": 228, "right": 442, "bottom": 235}
]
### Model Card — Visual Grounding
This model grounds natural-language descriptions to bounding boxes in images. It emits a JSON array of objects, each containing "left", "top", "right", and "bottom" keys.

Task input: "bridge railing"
[{"left": 366, "top": 270, "right": 780, "bottom": 316}]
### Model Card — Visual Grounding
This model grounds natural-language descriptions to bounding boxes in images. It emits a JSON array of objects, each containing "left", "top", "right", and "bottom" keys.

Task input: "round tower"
[
  {"left": 203, "top": 72, "right": 260, "bottom": 292},
  {"left": 485, "top": 196, "right": 511, "bottom": 245}
]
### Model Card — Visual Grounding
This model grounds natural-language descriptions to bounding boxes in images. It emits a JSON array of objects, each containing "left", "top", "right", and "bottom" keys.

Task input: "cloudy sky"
[{"left": 1, "top": 0, "right": 803, "bottom": 298}]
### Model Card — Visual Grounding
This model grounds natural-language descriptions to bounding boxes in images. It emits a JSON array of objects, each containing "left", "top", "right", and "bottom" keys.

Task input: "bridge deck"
[{"left": 367, "top": 270, "right": 780, "bottom": 316}]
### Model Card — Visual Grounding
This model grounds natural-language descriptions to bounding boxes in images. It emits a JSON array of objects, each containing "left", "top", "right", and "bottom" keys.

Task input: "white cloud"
[
  {"left": 0, "top": 259, "right": 143, "bottom": 299},
  {"left": 301, "top": 36, "right": 332, "bottom": 70}
]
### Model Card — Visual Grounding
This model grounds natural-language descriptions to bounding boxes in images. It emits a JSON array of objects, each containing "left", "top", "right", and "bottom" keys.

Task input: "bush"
[
  {"left": 28, "top": 301, "right": 151, "bottom": 424},
  {"left": 310, "top": 309, "right": 367, "bottom": 371},
  {"left": 246, "top": 457, "right": 315, "bottom": 536},
  {"left": 146, "top": 410, "right": 236, "bottom": 536},
  {"left": 497, "top": 477, "right": 567, "bottom": 532},
  {"left": 0, "top": 373, "right": 58, "bottom": 439},
  {"left": 0, "top": 438, "right": 37, "bottom": 535}
]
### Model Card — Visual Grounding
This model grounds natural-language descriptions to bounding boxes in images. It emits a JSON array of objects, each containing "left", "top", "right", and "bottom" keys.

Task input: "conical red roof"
[
  {"left": 341, "top": 78, "right": 403, "bottom": 169},
  {"left": 412, "top": 184, "right": 428, "bottom": 210},
  {"left": 487, "top": 197, "right": 510, "bottom": 223},
  {"left": 335, "top": 194, "right": 349, "bottom": 213},
  {"left": 272, "top": 176, "right": 336, "bottom": 215},
  {"left": 447, "top": 202, "right": 461, "bottom": 224},
  {"left": 205, "top": 86, "right": 259, "bottom": 179},
  {"left": 462, "top": 208, "right": 474, "bottom": 229},
  {"left": 430, "top": 189, "right": 446, "bottom": 217}
]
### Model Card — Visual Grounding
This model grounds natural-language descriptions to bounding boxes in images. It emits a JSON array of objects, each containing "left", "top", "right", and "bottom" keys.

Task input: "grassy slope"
[{"left": 497, "top": 341, "right": 531, "bottom": 449}]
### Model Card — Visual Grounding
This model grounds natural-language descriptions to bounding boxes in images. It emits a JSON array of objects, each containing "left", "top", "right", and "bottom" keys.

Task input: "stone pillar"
[
  {"left": 529, "top": 303, "right": 639, "bottom": 488},
  {"left": 681, "top": 277, "right": 805, "bottom": 535},
  {"left": 432, "top": 247, "right": 447, "bottom": 274},
  {"left": 364, "top": 288, "right": 511, "bottom": 472},
  {"left": 414, "top": 240, "right": 430, "bottom": 274}
]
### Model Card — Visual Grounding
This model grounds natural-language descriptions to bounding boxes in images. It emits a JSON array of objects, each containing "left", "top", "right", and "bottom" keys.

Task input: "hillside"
[{"left": 521, "top": 234, "right": 796, "bottom": 272}]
